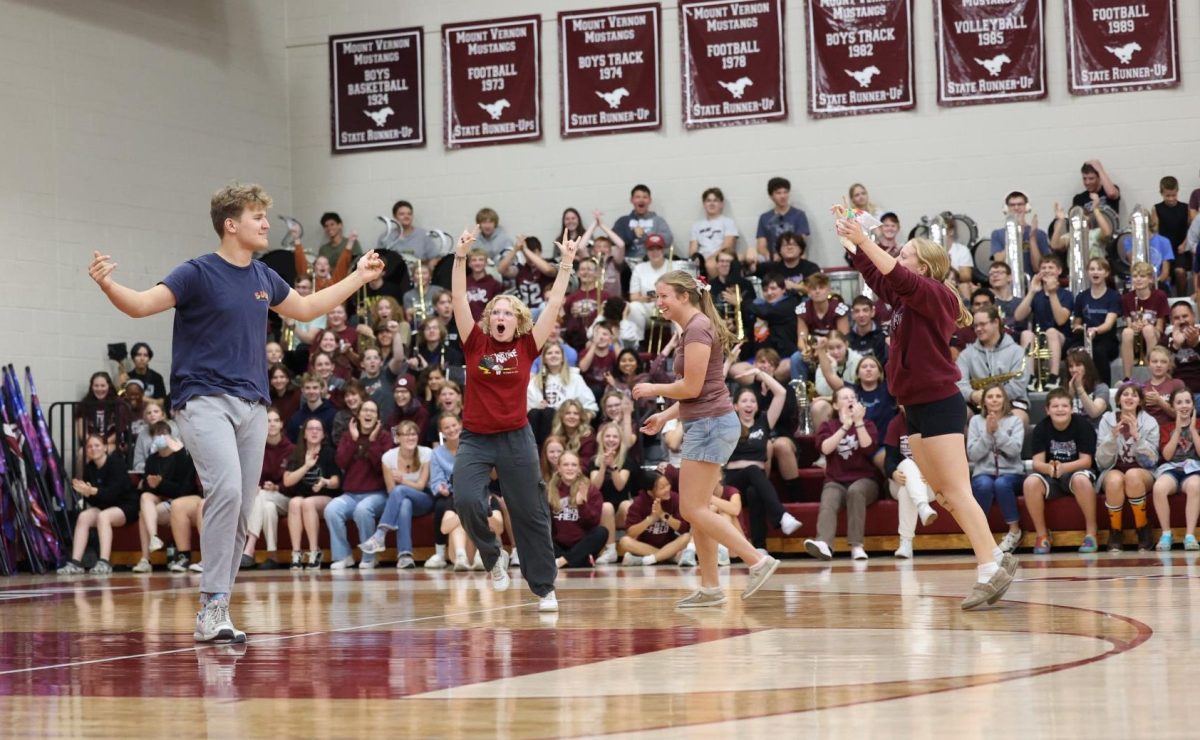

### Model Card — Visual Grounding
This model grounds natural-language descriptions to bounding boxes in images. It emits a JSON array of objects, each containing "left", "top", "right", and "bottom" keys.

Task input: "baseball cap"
[
  {"left": 394, "top": 375, "right": 416, "bottom": 390},
  {"left": 645, "top": 233, "right": 666, "bottom": 250},
  {"left": 880, "top": 212, "right": 899, "bottom": 224}
]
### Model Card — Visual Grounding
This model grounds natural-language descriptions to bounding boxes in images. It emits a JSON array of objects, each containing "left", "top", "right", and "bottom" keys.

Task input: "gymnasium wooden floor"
[{"left": 1, "top": 553, "right": 1194, "bottom": 738}]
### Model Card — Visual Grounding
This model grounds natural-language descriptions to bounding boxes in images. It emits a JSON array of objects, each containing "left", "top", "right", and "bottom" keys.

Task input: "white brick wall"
[
  {"left": 285, "top": 0, "right": 1200, "bottom": 274},
  {"left": 0, "top": 0, "right": 291, "bottom": 407}
]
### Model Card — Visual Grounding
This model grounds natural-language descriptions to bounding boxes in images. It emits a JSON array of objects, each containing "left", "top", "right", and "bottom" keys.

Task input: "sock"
[
  {"left": 976, "top": 562, "right": 999, "bottom": 583},
  {"left": 642, "top": 554, "right": 656, "bottom": 565},
  {"left": 992, "top": 547, "right": 1004, "bottom": 564},
  {"left": 435, "top": 544, "right": 446, "bottom": 557},
  {"left": 603, "top": 543, "right": 616, "bottom": 554},
  {"left": 1107, "top": 502, "right": 1124, "bottom": 532},
  {"left": 200, "top": 591, "right": 228, "bottom": 606},
  {"left": 456, "top": 549, "right": 467, "bottom": 561},
  {"left": 1129, "top": 496, "right": 1148, "bottom": 528}
]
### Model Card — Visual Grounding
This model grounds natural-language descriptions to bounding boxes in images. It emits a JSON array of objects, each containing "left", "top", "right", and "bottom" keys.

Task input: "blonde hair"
[
  {"left": 547, "top": 451, "right": 589, "bottom": 513},
  {"left": 655, "top": 270, "right": 738, "bottom": 352},
  {"left": 1149, "top": 344, "right": 1174, "bottom": 373},
  {"left": 848, "top": 183, "right": 878, "bottom": 213},
  {"left": 392, "top": 420, "right": 422, "bottom": 470},
  {"left": 370, "top": 296, "right": 403, "bottom": 325},
  {"left": 479, "top": 294, "right": 535, "bottom": 338},
  {"left": 550, "top": 399, "right": 593, "bottom": 450},
  {"left": 595, "top": 421, "right": 629, "bottom": 470},
  {"left": 533, "top": 341, "right": 572, "bottom": 395},
  {"left": 210, "top": 183, "right": 272, "bottom": 238},
  {"left": 1130, "top": 261, "right": 1155, "bottom": 279},
  {"left": 908, "top": 238, "right": 973, "bottom": 328}
]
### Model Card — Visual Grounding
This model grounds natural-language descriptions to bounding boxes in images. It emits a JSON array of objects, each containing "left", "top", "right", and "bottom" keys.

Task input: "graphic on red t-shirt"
[
  {"left": 464, "top": 329, "right": 538, "bottom": 434},
  {"left": 479, "top": 347, "right": 521, "bottom": 376}
]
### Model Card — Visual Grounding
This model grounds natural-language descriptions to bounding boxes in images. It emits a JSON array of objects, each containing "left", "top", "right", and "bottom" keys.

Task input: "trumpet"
[
  {"left": 791, "top": 379, "right": 817, "bottom": 436},
  {"left": 1027, "top": 327, "right": 1051, "bottom": 392}
]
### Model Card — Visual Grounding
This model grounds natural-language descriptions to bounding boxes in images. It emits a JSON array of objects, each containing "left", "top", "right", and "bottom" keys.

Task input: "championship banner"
[
  {"left": 330, "top": 28, "right": 425, "bottom": 153},
  {"left": 559, "top": 4, "right": 661, "bottom": 138},
  {"left": 679, "top": 0, "right": 787, "bottom": 130},
  {"left": 806, "top": 0, "right": 913, "bottom": 119},
  {"left": 1066, "top": 0, "right": 1178, "bottom": 95},
  {"left": 934, "top": 0, "right": 1046, "bottom": 107},
  {"left": 443, "top": 15, "right": 541, "bottom": 148}
]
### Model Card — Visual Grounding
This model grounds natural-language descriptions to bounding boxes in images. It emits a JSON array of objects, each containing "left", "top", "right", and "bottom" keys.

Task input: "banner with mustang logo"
[
  {"left": 806, "top": 0, "right": 914, "bottom": 119},
  {"left": 1065, "top": 0, "right": 1179, "bottom": 95},
  {"left": 443, "top": 15, "right": 542, "bottom": 148},
  {"left": 330, "top": 27, "right": 425, "bottom": 152},
  {"left": 934, "top": 0, "right": 1046, "bottom": 107}
]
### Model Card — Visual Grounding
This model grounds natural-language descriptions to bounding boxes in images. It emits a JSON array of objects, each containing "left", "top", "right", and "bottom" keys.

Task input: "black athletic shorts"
[{"left": 904, "top": 392, "right": 967, "bottom": 439}]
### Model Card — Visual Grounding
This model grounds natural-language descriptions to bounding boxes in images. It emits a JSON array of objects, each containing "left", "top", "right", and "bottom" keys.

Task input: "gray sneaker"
[
  {"left": 675, "top": 589, "right": 727, "bottom": 608},
  {"left": 961, "top": 566, "right": 1015, "bottom": 610},
  {"left": 395, "top": 552, "right": 416, "bottom": 569},
  {"left": 742, "top": 556, "right": 780, "bottom": 600},
  {"left": 56, "top": 560, "right": 85, "bottom": 575},
  {"left": 88, "top": 559, "right": 113, "bottom": 576},
  {"left": 678, "top": 548, "right": 697, "bottom": 567},
  {"left": 999, "top": 552, "right": 1019, "bottom": 578},
  {"left": 194, "top": 598, "right": 247, "bottom": 643},
  {"left": 132, "top": 558, "right": 153, "bottom": 574}
]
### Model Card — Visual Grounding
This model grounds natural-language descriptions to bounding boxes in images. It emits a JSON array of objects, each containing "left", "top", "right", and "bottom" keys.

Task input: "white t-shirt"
[
  {"left": 662, "top": 419, "right": 682, "bottom": 467},
  {"left": 690, "top": 216, "right": 739, "bottom": 258},
  {"left": 381, "top": 446, "right": 433, "bottom": 487},
  {"left": 630, "top": 259, "right": 673, "bottom": 296},
  {"left": 948, "top": 241, "right": 974, "bottom": 270}
]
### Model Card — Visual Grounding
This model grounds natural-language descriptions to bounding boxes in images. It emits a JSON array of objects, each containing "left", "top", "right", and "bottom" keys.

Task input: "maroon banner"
[
  {"left": 1066, "top": 0, "right": 1179, "bottom": 95},
  {"left": 934, "top": 0, "right": 1046, "bottom": 107},
  {"left": 330, "top": 28, "right": 425, "bottom": 153},
  {"left": 443, "top": 15, "right": 541, "bottom": 148},
  {"left": 559, "top": 5, "right": 662, "bottom": 138},
  {"left": 679, "top": 0, "right": 787, "bottom": 130},
  {"left": 806, "top": 0, "right": 914, "bottom": 119}
]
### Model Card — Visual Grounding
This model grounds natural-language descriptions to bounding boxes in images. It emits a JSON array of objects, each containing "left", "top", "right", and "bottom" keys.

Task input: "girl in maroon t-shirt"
[
  {"left": 547, "top": 452, "right": 608, "bottom": 568},
  {"left": 449, "top": 226, "right": 581, "bottom": 612},
  {"left": 618, "top": 472, "right": 692, "bottom": 566},
  {"left": 837, "top": 212, "right": 1018, "bottom": 610}
]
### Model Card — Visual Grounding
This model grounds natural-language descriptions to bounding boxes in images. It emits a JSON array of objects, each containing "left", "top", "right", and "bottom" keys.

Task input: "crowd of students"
[{"left": 60, "top": 165, "right": 1200, "bottom": 573}]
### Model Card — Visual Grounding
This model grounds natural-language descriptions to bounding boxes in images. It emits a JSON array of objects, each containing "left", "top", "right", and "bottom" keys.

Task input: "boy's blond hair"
[{"left": 210, "top": 183, "right": 272, "bottom": 238}]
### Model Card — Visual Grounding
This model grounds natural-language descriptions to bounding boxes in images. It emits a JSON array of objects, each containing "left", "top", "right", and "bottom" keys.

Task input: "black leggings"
[
  {"left": 724, "top": 466, "right": 785, "bottom": 549},
  {"left": 554, "top": 526, "right": 609, "bottom": 568},
  {"left": 432, "top": 495, "right": 455, "bottom": 546},
  {"left": 528, "top": 408, "right": 556, "bottom": 449}
]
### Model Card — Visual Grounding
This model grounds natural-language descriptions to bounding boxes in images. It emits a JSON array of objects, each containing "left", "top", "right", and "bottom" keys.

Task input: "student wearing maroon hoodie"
[
  {"left": 619, "top": 471, "right": 692, "bottom": 566},
  {"left": 804, "top": 386, "right": 879, "bottom": 560},
  {"left": 836, "top": 213, "right": 1018, "bottom": 610},
  {"left": 324, "top": 400, "right": 392, "bottom": 570},
  {"left": 547, "top": 452, "right": 608, "bottom": 568}
]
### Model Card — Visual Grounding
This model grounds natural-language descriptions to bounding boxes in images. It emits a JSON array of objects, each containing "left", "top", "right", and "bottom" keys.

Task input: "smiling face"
[
  {"left": 561, "top": 404, "right": 581, "bottom": 429},
  {"left": 654, "top": 282, "right": 689, "bottom": 322},
  {"left": 651, "top": 475, "right": 672, "bottom": 500},
  {"left": 425, "top": 369, "right": 445, "bottom": 392},
  {"left": 344, "top": 390, "right": 363, "bottom": 412},
  {"left": 395, "top": 423, "right": 419, "bottom": 450},
  {"left": 1171, "top": 304, "right": 1194, "bottom": 332},
  {"left": 562, "top": 209, "right": 580, "bottom": 232},
  {"left": 1118, "top": 386, "right": 1141, "bottom": 413},
  {"left": 618, "top": 351, "right": 638, "bottom": 377},
  {"left": 357, "top": 400, "right": 379, "bottom": 431},
  {"left": 318, "top": 332, "right": 338, "bottom": 354},
  {"left": 123, "top": 383, "right": 143, "bottom": 407},
  {"left": 439, "top": 414, "right": 462, "bottom": 442},
  {"left": 735, "top": 389, "right": 759, "bottom": 417},
  {"left": 229, "top": 206, "right": 271, "bottom": 252},
  {"left": 1173, "top": 390, "right": 1194, "bottom": 417},
  {"left": 557, "top": 452, "right": 582, "bottom": 483},
  {"left": 880, "top": 218, "right": 900, "bottom": 241},
  {"left": 303, "top": 418, "right": 325, "bottom": 447},
  {"left": 543, "top": 343, "right": 564, "bottom": 372},
  {"left": 488, "top": 297, "right": 518, "bottom": 342},
  {"left": 983, "top": 386, "right": 1005, "bottom": 415},
  {"left": 545, "top": 440, "right": 564, "bottom": 469},
  {"left": 393, "top": 384, "right": 412, "bottom": 407},
  {"left": 327, "top": 305, "right": 348, "bottom": 330},
  {"left": 600, "top": 426, "right": 620, "bottom": 451},
  {"left": 266, "top": 341, "right": 283, "bottom": 364},
  {"left": 897, "top": 241, "right": 923, "bottom": 275},
  {"left": 312, "top": 354, "right": 334, "bottom": 379},
  {"left": 1047, "top": 396, "right": 1072, "bottom": 423},
  {"left": 630, "top": 189, "right": 651, "bottom": 215},
  {"left": 604, "top": 395, "right": 623, "bottom": 420},
  {"left": 84, "top": 435, "right": 106, "bottom": 463},
  {"left": 302, "top": 381, "right": 323, "bottom": 405},
  {"left": 468, "top": 254, "right": 487, "bottom": 274},
  {"left": 973, "top": 311, "right": 1000, "bottom": 345},
  {"left": 266, "top": 410, "right": 283, "bottom": 438},
  {"left": 851, "top": 303, "right": 873, "bottom": 328}
]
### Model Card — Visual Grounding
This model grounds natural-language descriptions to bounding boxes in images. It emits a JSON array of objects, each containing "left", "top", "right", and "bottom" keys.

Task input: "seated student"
[
  {"left": 1070, "top": 257, "right": 1121, "bottom": 385},
  {"left": 967, "top": 384, "right": 1026, "bottom": 553},
  {"left": 590, "top": 421, "right": 639, "bottom": 565},
  {"left": 319, "top": 305, "right": 361, "bottom": 364},
  {"left": 1097, "top": 383, "right": 1159, "bottom": 552},
  {"left": 773, "top": 232, "right": 821, "bottom": 297},
  {"left": 1152, "top": 387, "right": 1200, "bottom": 551},
  {"left": 619, "top": 471, "right": 692, "bottom": 566},
  {"left": 753, "top": 176, "right": 811, "bottom": 270},
  {"left": 474, "top": 206, "right": 516, "bottom": 262},
  {"left": 402, "top": 262, "right": 447, "bottom": 324},
  {"left": 1120, "top": 261, "right": 1169, "bottom": 381},
  {"left": 854, "top": 356, "right": 896, "bottom": 468},
  {"left": 464, "top": 247, "right": 503, "bottom": 321},
  {"left": 528, "top": 340, "right": 598, "bottom": 444},
  {"left": 286, "top": 373, "right": 337, "bottom": 442},
  {"left": 388, "top": 375, "right": 429, "bottom": 437},
  {"left": 77, "top": 371, "right": 122, "bottom": 456},
  {"left": 1141, "top": 345, "right": 1186, "bottom": 429},
  {"left": 795, "top": 272, "right": 851, "bottom": 350},
  {"left": 990, "top": 190, "right": 1050, "bottom": 276},
  {"left": 325, "top": 400, "right": 391, "bottom": 570},
  {"left": 120, "top": 380, "right": 147, "bottom": 439},
  {"left": 547, "top": 451, "right": 608, "bottom": 568},
  {"left": 500, "top": 236, "right": 557, "bottom": 311},
  {"left": 729, "top": 348, "right": 803, "bottom": 478},
  {"left": 166, "top": 492, "right": 205, "bottom": 573},
  {"left": 1012, "top": 254, "right": 1073, "bottom": 388},
  {"left": 409, "top": 317, "right": 465, "bottom": 374},
  {"left": 57, "top": 435, "right": 137, "bottom": 576},
  {"left": 847, "top": 295, "right": 888, "bottom": 363},
  {"left": 725, "top": 379, "right": 802, "bottom": 553},
  {"left": 689, "top": 187, "right": 739, "bottom": 277},
  {"left": 1050, "top": 193, "right": 1113, "bottom": 263},
  {"left": 311, "top": 329, "right": 358, "bottom": 382},
  {"left": 987, "top": 261, "right": 1026, "bottom": 337},
  {"left": 421, "top": 413, "right": 463, "bottom": 570},
  {"left": 803, "top": 387, "right": 879, "bottom": 561},
  {"left": 1024, "top": 387, "right": 1099, "bottom": 554},
  {"left": 441, "top": 488, "right": 505, "bottom": 571},
  {"left": 125, "top": 341, "right": 168, "bottom": 402},
  {"left": 285, "top": 418, "right": 341, "bottom": 569},
  {"left": 269, "top": 363, "right": 301, "bottom": 426},
  {"left": 131, "top": 422, "right": 198, "bottom": 573},
  {"left": 331, "top": 381, "right": 366, "bottom": 446},
  {"left": 238, "top": 409, "right": 295, "bottom": 570},
  {"left": 801, "top": 331, "right": 862, "bottom": 430},
  {"left": 1064, "top": 348, "right": 1109, "bottom": 429},
  {"left": 130, "top": 400, "right": 178, "bottom": 474},
  {"left": 550, "top": 399, "right": 596, "bottom": 469},
  {"left": 562, "top": 258, "right": 606, "bottom": 351},
  {"left": 956, "top": 304, "right": 1029, "bottom": 433},
  {"left": 426, "top": 381, "right": 464, "bottom": 444},
  {"left": 1117, "top": 215, "right": 1172, "bottom": 287},
  {"left": 746, "top": 274, "right": 800, "bottom": 378},
  {"left": 883, "top": 411, "right": 938, "bottom": 559},
  {"left": 358, "top": 420, "right": 433, "bottom": 569},
  {"left": 578, "top": 322, "right": 619, "bottom": 403},
  {"left": 358, "top": 347, "right": 402, "bottom": 420}
]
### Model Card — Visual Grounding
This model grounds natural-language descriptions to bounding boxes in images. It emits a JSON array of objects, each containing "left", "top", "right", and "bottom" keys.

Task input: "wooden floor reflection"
[{"left": 2, "top": 553, "right": 1197, "bottom": 738}]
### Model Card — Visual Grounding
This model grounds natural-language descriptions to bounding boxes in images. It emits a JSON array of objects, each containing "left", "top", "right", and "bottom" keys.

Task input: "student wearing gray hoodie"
[
  {"left": 956, "top": 306, "right": 1030, "bottom": 428},
  {"left": 967, "top": 384, "right": 1027, "bottom": 553}
]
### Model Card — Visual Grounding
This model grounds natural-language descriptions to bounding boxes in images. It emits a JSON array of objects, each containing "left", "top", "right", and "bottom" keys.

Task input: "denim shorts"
[{"left": 681, "top": 411, "right": 740, "bottom": 464}]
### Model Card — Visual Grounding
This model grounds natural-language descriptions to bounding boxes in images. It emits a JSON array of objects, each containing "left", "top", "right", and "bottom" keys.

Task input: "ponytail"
[{"left": 697, "top": 285, "right": 738, "bottom": 352}]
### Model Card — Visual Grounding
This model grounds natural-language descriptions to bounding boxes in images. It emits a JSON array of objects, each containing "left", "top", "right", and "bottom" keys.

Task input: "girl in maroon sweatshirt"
[
  {"left": 547, "top": 451, "right": 608, "bottom": 568},
  {"left": 837, "top": 212, "right": 1018, "bottom": 610}
]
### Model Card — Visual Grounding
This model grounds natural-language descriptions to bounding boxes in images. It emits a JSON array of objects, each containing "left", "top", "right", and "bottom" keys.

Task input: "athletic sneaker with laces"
[
  {"left": 168, "top": 554, "right": 191, "bottom": 573},
  {"left": 742, "top": 556, "right": 780, "bottom": 600},
  {"left": 329, "top": 556, "right": 356, "bottom": 570},
  {"left": 358, "top": 534, "right": 385, "bottom": 555},
  {"left": 149, "top": 535, "right": 165, "bottom": 553},
  {"left": 622, "top": 551, "right": 642, "bottom": 566},
  {"left": 998, "top": 528, "right": 1023, "bottom": 553},
  {"left": 538, "top": 591, "right": 558, "bottom": 612},
  {"left": 490, "top": 557, "right": 511, "bottom": 592},
  {"left": 1032, "top": 534, "right": 1052, "bottom": 554},
  {"left": 188, "top": 561, "right": 205, "bottom": 573},
  {"left": 999, "top": 552, "right": 1019, "bottom": 578},
  {"left": 893, "top": 538, "right": 913, "bottom": 559},
  {"left": 304, "top": 550, "right": 323, "bottom": 570},
  {"left": 595, "top": 544, "right": 618, "bottom": 565},
  {"left": 453, "top": 551, "right": 470, "bottom": 571},
  {"left": 678, "top": 548, "right": 697, "bottom": 567},
  {"left": 290, "top": 551, "right": 303, "bottom": 570},
  {"left": 779, "top": 512, "right": 802, "bottom": 536},
  {"left": 194, "top": 597, "right": 247, "bottom": 644},
  {"left": 132, "top": 557, "right": 153, "bottom": 573},
  {"left": 1078, "top": 535, "right": 1098, "bottom": 553},
  {"left": 1186, "top": 534, "right": 1200, "bottom": 551},
  {"left": 395, "top": 552, "right": 415, "bottom": 569},
  {"left": 1107, "top": 530, "right": 1124, "bottom": 553},
  {"left": 56, "top": 560, "right": 85, "bottom": 575},
  {"left": 357, "top": 556, "right": 378, "bottom": 570},
  {"left": 1136, "top": 525, "right": 1153, "bottom": 552},
  {"left": 88, "top": 559, "right": 113, "bottom": 576},
  {"left": 1156, "top": 532, "right": 1174, "bottom": 551},
  {"left": 804, "top": 538, "right": 833, "bottom": 561},
  {"left": 423, "top": 551, "right": 447, "bottom": 570},
  {"left": 850, "top": 545, "right": 869, "bottom": 561},
  {"left": 676, "top": 588, "right": 726, "bottom": 608}
]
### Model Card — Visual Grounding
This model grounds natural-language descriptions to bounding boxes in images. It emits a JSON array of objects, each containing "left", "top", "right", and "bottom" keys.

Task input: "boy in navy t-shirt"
[
  {"left": 1013, "top": 254, "right": 1073, "bottom": 387},
  {"left": 88, "top": 183, "right": 384, "bottom": 643}
]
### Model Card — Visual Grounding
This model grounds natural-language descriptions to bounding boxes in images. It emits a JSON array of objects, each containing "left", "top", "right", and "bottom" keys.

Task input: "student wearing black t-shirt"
[
  {"left": 1071, "top": 159, "right": 1121, "bottom": 214},
  {"left": 775, "top": 232, "right": 821, "bottom": 298},
  {"left": 725, "top": 376, "right": 802, "bottom": 552},
  {"left": 1023, "top": 388, "right": 1098, "bottom": 554},
  {"left": 283, "top": 417, "right": 342, "bottom": 569},
  {"left": 1156, "top": 176, "right": 1192, "bottom": 296},
  {"left": 1070, "top": 256, "right": 1121, "bottom": 385}
]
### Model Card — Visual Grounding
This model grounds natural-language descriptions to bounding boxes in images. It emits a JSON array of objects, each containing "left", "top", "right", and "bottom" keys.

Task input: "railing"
[{"left": 49, "top": 399, "right": 136, "bottom": 479}]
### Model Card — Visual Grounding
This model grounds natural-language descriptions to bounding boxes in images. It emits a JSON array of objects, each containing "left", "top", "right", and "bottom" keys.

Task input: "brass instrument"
[
  {"left": 1130, "top": 205, "right": 1151, "bottom": 267},
  {"left": 412, "top": 260, "right": 428, "bottom": 323},
  {"left": 791, "top": 380, "right": 817, "bottom": 435},
  {"left": 376, "top": 215, "right": 401, "bottom": 250},
  {"left": 278, "top": 215, "right": 304, "bottom": 248},
  {"left": 734, "top": 285, "right": 744, "bottom": 342},
  {"left": 1084, "top": 326, "right": 1094, "bottom": 356},
  {"left": 280, "top": 318, "right": 297, "bottom": 351},
  {"left": 595, "top": 255, "right": 606, "bottom": 308},
  {"left": 1067, "top": 206, "right": 1088, "bottom": 295},
  {"left": 1132, "top": 302, "right": 1148, "bottom": 367},
  {"left": 1027, "top": 327, "right": 1051, "bottom": 392},
  {"left": 1004, "top": 214, "right": 1025, "bottom": 299},
  {"left": 969, "top": 354, "right": 1029, "bottom": 391}
]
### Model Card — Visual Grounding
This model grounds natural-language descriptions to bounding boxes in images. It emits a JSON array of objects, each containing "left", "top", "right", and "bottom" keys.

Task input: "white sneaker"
[
  {"left": 509, "top": 548, "right": 519, "bottom": 568},
  {"left": 595, "top": 544, "right": 618, "bottom": 565},
  {"left": 998, "top": 529, "right": 1024, "bottom": 553},
  {"left": 804, "top": 539, "right": 832, "bottom": 561},
  {"left": 893, "top": 538, "right": 913, "bottom": 559},
  {"left": 780, "top": 512, "right": 802, "bottom": 536},
  {"left": 357, "top": 557, "right": 377, "bottom": 570},
  {"left": 193, "top": 597, "right": 246, "bottom": 644},
  {"left": 423, "top": 551, "right": 448, "bottom": 570},
  {"left": 471, "top": 552, "right": 485, "bottom": 571},
  {"left": 188, "top": 561, "right": 204, "bottom": 573},
  {"left": 622, "top": 551, "right": 642, "bottom": 566},
  {"left": 678, "top": 548, "right": 697, "bottom": 567},
  {"left": 538, "top": 591, "right": 558, "bottom": 612},
  {"left": 755, "top": 547, "right": 769, "bottom": 559},
  {"left": 149, "top": 535, "right": 165, "bottom": 553},
  {"left": 850, "top": 545, "right": 869, "bottom": 561},
  {"left": 490, "top": 556, "right": 511, "bottom": 592},
  {"left": 813, "top": 455, "right": 826, "bottom": 468},
  {"left": 329, "top": 556, "right": 356, "bottom": 571},
  {"left": 717, "top": 545, "right": 731, "bottom": 566},
  {"left": 132, "top": 557, "right": 153, "bottom": 573},
  {"left": 453, "top": 551, "right": 470, "bottom": 572},
  {"left": 918, "top": 503, "right": 938, "bottom": 527}
]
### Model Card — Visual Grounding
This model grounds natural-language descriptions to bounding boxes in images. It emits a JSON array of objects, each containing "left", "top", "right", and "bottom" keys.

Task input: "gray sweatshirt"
[
  {"left": 1095, "top": 411, "right": 1159, "bottom": 471},
  {"left": 966, "top": 414, "right": 1026, "bottom": 476},
  {"left": 955, "top": 333, "right": 1028, "bottom": 405}
]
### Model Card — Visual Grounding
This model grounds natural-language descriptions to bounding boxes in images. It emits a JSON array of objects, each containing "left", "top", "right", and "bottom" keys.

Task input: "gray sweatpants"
[
  {"left": 453, "top": 425, "right": 557, "bottom": 597},
  {"left": 175, "top": 394, "right": 267, "bottom": 595}
]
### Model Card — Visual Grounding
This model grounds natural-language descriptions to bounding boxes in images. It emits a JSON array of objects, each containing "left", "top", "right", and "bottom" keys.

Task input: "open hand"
[
  {"left": 88, "top": 251, "right": 118, "bottom": 290},
  {"left": 640, "top": 412, "right": 665, "bottom": 437}
]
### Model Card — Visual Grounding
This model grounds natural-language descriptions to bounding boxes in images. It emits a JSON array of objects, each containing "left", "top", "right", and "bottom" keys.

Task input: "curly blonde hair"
[
  {"left": 210, "top": 183, "right": 272, "bottom": 238},
  {"left": 480, "top": 295, "right": 534, "bottom": 338}
]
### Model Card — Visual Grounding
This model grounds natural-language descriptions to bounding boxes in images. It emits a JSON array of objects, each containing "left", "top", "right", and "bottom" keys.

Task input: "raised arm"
[
  {"left": 449, "top": 226, "right": 481, "bottom": 344},
  {"left": 88, "top": 251, "right": 177, "bottom": 318},
  {"left": 532, "top": 230, "right": 581, "bottom": 350},
  {"left": 273, "top": 249, "right": 384, "bottom": 322}
]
